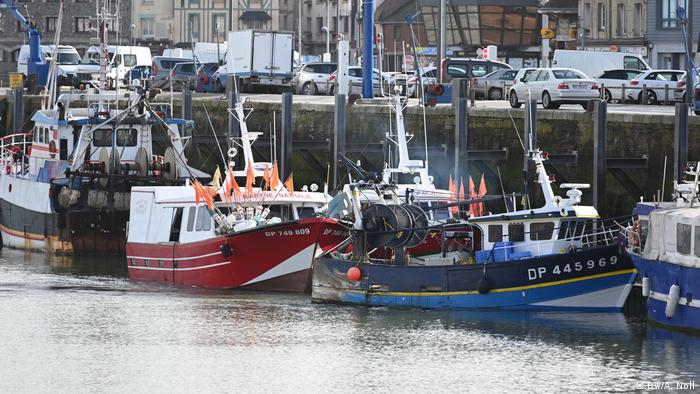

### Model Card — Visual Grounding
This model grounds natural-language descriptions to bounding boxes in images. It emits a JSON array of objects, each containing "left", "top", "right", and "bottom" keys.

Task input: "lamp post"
[
  {"left": 322, "top": 26, "right": 330, "bottom": 59},
  {"left": 130, "top": 23, "right": 135, "bottom": 46}
]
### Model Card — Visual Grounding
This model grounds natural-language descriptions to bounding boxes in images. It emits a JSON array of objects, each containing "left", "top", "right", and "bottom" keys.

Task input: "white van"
[
  {"left": 18, "top": 45, "right": 82, "bottom": 86},
  {"left": 78, "top": 45, "right": 152, "bottom": 88},
  {"left": 163, "top": 42, "right": 227, "bottom": 64},
  {"left": 552, "top": 49, "right": 650, "bottom": 78}
]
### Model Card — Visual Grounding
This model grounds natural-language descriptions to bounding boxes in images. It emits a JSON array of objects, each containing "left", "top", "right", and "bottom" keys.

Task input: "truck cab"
[{"left": 18, "top": 45, "right": 82, "bottom": 87}]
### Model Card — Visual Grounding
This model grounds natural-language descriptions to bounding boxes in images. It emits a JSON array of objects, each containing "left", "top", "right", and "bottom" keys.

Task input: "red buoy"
[{"left": 347, "top": 267, "right": 361, "bottom": 282}]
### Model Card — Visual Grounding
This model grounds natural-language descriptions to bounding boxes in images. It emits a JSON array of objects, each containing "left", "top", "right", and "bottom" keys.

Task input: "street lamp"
[
  {"left": 322, "top": 26, "right": 330, "bottom": 59},
  {"left": 130, "top": 24, "right": 136, "bottom": 46}
]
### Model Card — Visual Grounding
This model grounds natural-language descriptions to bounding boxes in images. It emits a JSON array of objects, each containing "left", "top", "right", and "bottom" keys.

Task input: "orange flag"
[
  {"left": 270, "top": 160, "right": 280, "bottom": 190},
  {"left": 203, "top": 187, "right": 214, "bottom": 209},
  {"left": 229, "top": 167, "right": 242, "bottom": 197},
  {"left": 469, "top": 176, "right": 477, "bottom": 217},
  {"left": 284, "top": 173, "right": 294, "bottom": 195},
  {"left": 262, "top": 165, "right": 270, "bottom": 190},
  {"left": 245, "top": 160, "right": 254, "bottom": 195},
  {"left": 477, "top": 174, "right": 487, "bottom": 216},
  {"left": 193, "top": 180, "right": 204, "bottom": 206},
  {"left": 448, "top": 175, "right": 458, "bottom": 215},
  {"left": 459, "top": 178, "right": 465, "bottom": 213}
]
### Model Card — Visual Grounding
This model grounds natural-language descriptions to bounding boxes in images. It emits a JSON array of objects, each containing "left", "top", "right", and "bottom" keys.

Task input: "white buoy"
[
  {"left": 665, "top": 283, "right": 680, "bottom": 318},
  {"left": 642, "top": 276, "right": 650, "bottom": 297}
]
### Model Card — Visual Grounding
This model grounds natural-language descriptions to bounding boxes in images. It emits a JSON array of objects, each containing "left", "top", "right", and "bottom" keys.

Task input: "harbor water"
[{"left": 1, "top": 249, "right": 699, "bottom": 393}]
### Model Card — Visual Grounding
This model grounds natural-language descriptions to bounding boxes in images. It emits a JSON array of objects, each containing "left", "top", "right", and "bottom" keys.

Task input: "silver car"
[
  {"left": 328, "top": 67, "right": 394, "bottom": 96},
  {"left": 472, "top": 69, "right": 519, "bottom": 100},
  {"left": 294, "top": 62, "right": 337, "bottom": 95},
  {"left": 509, "top": 68, "right": 599, "bottom": 109}
]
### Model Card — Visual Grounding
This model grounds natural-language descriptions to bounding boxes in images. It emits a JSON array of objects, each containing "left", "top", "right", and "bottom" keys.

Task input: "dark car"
[
  {"left": 441, "top": 58, "right": 512, "bottom": 83},
  {"left": 124, "top": 65, "right": 152, "bottom": 87},
  {"left": 195, "top": 62, "right": 222, "bottom": 93},
  {"left": 169, "top": 62, "right": 199, "bottom": 90}
]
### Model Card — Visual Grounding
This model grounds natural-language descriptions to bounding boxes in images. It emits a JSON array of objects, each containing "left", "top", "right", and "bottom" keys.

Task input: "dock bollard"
[
  {"left": 664, "top": 84, "right": 669, "bottom": 105},
  {"left": 621, "top": 84, "right": 626, "bottom": 104},
  {"left": 642, "top": 84, "right": 648, "bottom": 104},
  {"left": 600, "top": 83, "right": 605, "bottom": 101}
]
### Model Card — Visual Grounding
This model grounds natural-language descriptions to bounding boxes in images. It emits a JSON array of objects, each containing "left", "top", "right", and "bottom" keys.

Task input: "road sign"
[{"left": 404, "top": 55, "right": 414, "bottom": 66}]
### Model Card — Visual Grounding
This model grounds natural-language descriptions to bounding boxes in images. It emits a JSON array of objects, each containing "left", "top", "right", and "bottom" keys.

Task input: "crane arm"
[{"left": 0, "top": 0, "right": 45, "bottom": 86}]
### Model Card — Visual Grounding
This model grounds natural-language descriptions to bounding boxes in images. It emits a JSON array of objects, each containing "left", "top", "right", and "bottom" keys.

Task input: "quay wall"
[{"left": 1, "top": 93, "right": 698, "bottom": 217}]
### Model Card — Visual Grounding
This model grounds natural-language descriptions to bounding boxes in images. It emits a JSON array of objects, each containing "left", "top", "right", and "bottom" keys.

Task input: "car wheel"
[
  {"left": 329, "top": 85, "right": 335, "bottom": 95},
  {"left": 603, "top": 89, "right": 613, "bottom": 103},
  {"left": 638, "top": 90, "right": 658, "bottom": 105},
  {"left": 509, "top": 90, "right": 521, "bottom": 108},
  {"left": 488, "top": 88, "right": 503, "bottom": 100},
  {"left": 542, "top": 91, "right": 558, "bottom": 109},
  {"left": 302, "top": 82, "right": 317, "bottom": 95}
]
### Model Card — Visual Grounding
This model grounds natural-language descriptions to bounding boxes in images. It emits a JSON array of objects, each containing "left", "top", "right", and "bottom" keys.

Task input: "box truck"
[{"left": 219, "top": 30, "right": 294, "bottom": 92}]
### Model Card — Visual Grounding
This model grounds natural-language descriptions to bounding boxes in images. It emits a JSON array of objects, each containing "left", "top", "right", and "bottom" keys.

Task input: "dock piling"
[
  {"left": 13, "top": 88, "right": 23, "bottom": 133},
  {"left": 674, "top": 103, "right": 689, "bottom": 182},
  {"left": 182, "top": 88, "right": 192, "bottom": 120},
  {"left": 280, "top": 92, "right": 293, "bottom": 179},
  {"left": 333, "top": 94, "right": 347, "bottom": 189},
  {"left": 453, "top": 79, "right": 469, "bottom": 180},
  {"left": 593, "top": 100, "right": 608, "bottom": 214}
]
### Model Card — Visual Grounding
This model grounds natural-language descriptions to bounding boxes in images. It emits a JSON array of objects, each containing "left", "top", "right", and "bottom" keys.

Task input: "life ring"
[
  {"left": 48, "top": 140, "right": 57, "bottom": 159},
  {"left": 431, "top": 84, "right": 444, "bottom": 96},
  {"left": 630, "top": 219, "right": 640, "bottom": 247}
]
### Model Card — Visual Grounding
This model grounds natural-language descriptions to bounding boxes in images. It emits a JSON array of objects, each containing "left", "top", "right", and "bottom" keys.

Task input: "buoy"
[
  {"left": 642, "top": 276, "right": 650, "bottom": 297},
  {"left": 477, "top": 276, "right": 491, "bottom": 294},
  {"left": 347, "top": 266, "right": 361, "bottom": 281},
  {"left": 665, "top": 283, "right": 680, "bottom": 318}
]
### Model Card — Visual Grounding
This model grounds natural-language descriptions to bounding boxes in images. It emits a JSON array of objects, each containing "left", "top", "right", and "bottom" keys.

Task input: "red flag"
[
  {"left": 270, "top": 160, "right": 280, "bottom": 191},
  {"left": 448, "top": 175, "right": 458, "bottom": 215},
  {"left": 262, "top": 164, "right": 270, "bottom": 190},
  {"left": 284, "top": 173, "right": 294, "bottom": 195},
  {"left": 477, "top": 174, "right": 487, "bottom": 216},
  {"left": 469, "top": 176, "right": 477, "bottom": 217},
  {"left": 245, "top": 160, "right": 254, "bottom": 195}
]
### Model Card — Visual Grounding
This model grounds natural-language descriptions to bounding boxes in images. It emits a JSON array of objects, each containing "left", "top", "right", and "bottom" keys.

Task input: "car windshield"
[
  {"left": 55, "top": 52, "right": 81, "bottom": 65},
  {"left": 553, "top": 70, "right": 586, "bottom": 79}
]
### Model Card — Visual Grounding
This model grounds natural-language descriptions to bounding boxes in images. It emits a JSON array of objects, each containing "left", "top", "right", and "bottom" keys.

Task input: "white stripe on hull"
[
  {"left": 0, "top": 228, "right": 48, "bottom": 253},
  {"left": 648, "top": 290, "right": 700, "bottom": 309},
  {"left": 532, "top": 284, "right": 633, "bottom": 309},
  {"left": 242, "top": 243, "right": 318, "bottom": 286},
  {"left": 126, "top": 251, "right": 223, "bottom": 261},
  {"left": 127, "top": 260, "right": 231, "bottom": 272}
]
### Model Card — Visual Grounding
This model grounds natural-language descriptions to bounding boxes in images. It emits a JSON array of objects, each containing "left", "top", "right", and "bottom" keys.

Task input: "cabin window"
[
  {"left": 530, "top": 222, "right": 554, "bottom": 241},
  {"left": 169, "top": 208, "right": 183, "bottom": 242},
  {"left": 186, "top": 206, "right": 196, "bottom": 231},
  {"left": 508, "top": 223, "right": 525, "bottom": 242},
  {"left": 694, "top": 226, "right": 700, "bottom": 257},
  {"left": 640, "top": 220, "right": 649, "bottom": 248},
  {"left": 93, "top": 128, "right": 138, "bottom": 147},
  {"left": 677, "top": 223, "right": 692, "bottom": 255},
  {"left": 297, "top": 207, "right": 316, "bottom": 219},
  {"left": 488, "top": 225, "right": 503, "bottom": 243},
  {"left": 195, "top": 207, "right": 212, "bottom": 231},
  {"left": 558, "top": 220, "right": 573, "bottom": 240}
]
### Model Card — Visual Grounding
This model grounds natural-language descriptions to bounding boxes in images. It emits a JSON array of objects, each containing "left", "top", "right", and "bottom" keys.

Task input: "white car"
[
  {"left": 595, "top": 69, "right": 643, "bottom": 102},
  {"left": 626, "top": 69, "right": 686, "bottom": 104},
  {"left": 328, "top": 67, "right": 394, "bottom": 96},
  {"left": 508, "top": 68, "right": 599, "bottom": 109}
]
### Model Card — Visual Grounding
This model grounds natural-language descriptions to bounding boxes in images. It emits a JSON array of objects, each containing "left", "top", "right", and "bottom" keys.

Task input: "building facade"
[
  {"left": 376, "top": 0, "right": 428, "bottom": 71},
  {"left": 646, "top": 0, "right": 699, "bottom": 68},
  {"left": 299, "top": 0, "right": 352, "bottom": 58},
  {"left": 577, "top": 0, "right": 648, "bottom": 57},
  {"left": 0, "top": 0, "right": 131, "bottom": 78},
  {"left": 172, "top": 0, "right": 282, "bottom": 44}
]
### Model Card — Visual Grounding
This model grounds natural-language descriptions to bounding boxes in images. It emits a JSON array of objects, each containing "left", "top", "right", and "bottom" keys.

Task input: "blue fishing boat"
[
  {"left": 627, "top": 163, "right": 700, "bottom": 333},
  {"left": 313, "top": 150, "right": 637, "bottom": 311}
]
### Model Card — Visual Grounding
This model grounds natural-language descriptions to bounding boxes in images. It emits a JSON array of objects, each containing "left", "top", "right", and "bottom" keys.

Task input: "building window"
[
  {"left": 140, "top": 17, "right": 154, "bottom": 39},
  {"left": 616, "top": 4, "right": 625, "bottom": 36},
  {"left": 582, "top": 3, "right": 591, "bottom": 32},
  {"left": 634, "top": 3, "right": 643, "bottom": 35},
  {"left": 46, "top": 17, "right": 57, "bottom": 33},
  {"left": 598, "top": 3, "right": 606, "bottom": 31},
  {"left": 212, "top": 13, "right": 225, "bottom": 41},
  {"left": 75, "top": 17, "right": 90, "bottom": 33},
  {"left": 317, "top": 16, "right": 323, "bottom": 33},
  {"left": 660, "top": 0, "right": 686, "bottom": 28},
  {"left": 188, "top": 13, "right": 200, "bottom": 41}
]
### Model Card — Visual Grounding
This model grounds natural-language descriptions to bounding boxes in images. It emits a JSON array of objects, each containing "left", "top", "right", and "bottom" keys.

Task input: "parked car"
[
  {"left": 626, "top": 69, "right": 686, "bottom": 104},
  {"left": 124, "top": 65, "right": 152, "bottom": 87},
  {"left": 169, "top": 62, "right": 199, "bottom": 90},
  {"left": 407, "top": 67, "right": 437, "bottom": 97},
  {"left": 78, "top": 45, "right": 152, "bottom": 89},
  {"left": 294, "top": 62, "right": 337, "bottom": 95},
  {"left": 195, "top": 62, "right": 222, "bottom": 93},
  {"left": 18, "top": 45, "right": 82, "bottom": 87},
  {"left": 673, "top": 68, "right": 699, "bottom": 102},
  {"left": 472, "top": 69, "right": 519, "bottom": 100},
  {"left": 508, "top": 68, "right": 599, "bottom": 109},
  {"left": 151, "top": 56, "right": 192, "bottom": 81},
  {"left": 441, "top": 58, "right": 512, "bottom": 83},
  {"left": 595, "top": 69, "right": 643, "bottom": 102},
  {"left": 328, "top": 67, "right": 394, "bottom": 96}
]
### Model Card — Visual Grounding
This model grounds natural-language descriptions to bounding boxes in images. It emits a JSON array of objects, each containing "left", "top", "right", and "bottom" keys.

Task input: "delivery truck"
[{"left": 219, "top": 30, "right": 294, "bottom": 92}]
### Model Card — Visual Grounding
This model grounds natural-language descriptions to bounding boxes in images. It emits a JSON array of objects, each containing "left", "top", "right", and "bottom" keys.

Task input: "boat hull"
[
  {"left": 631, "top": 254, "right": 700, "bottom": 333},
  {"left": 0, "top": 176, "right": 128, "bottom": 255},
  {"left": 312, "top": 245, "right": 637, "bottom": 311},
  {"left": 126, "top": 218, "right": 348, "bottom": 292}
]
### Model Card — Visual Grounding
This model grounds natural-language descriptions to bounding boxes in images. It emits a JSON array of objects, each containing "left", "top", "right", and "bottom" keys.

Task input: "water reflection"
[{"left": 1, "top": 249, "right": 699, "bottom": 393}]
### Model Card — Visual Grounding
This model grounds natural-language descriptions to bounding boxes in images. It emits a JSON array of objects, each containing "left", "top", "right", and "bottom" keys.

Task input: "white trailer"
[
  {"left": 552, "top": 49, "right": 650, "bottom": 78},
  {"left": 222, "top": 30, "right": 294, "bottom": 92}
]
